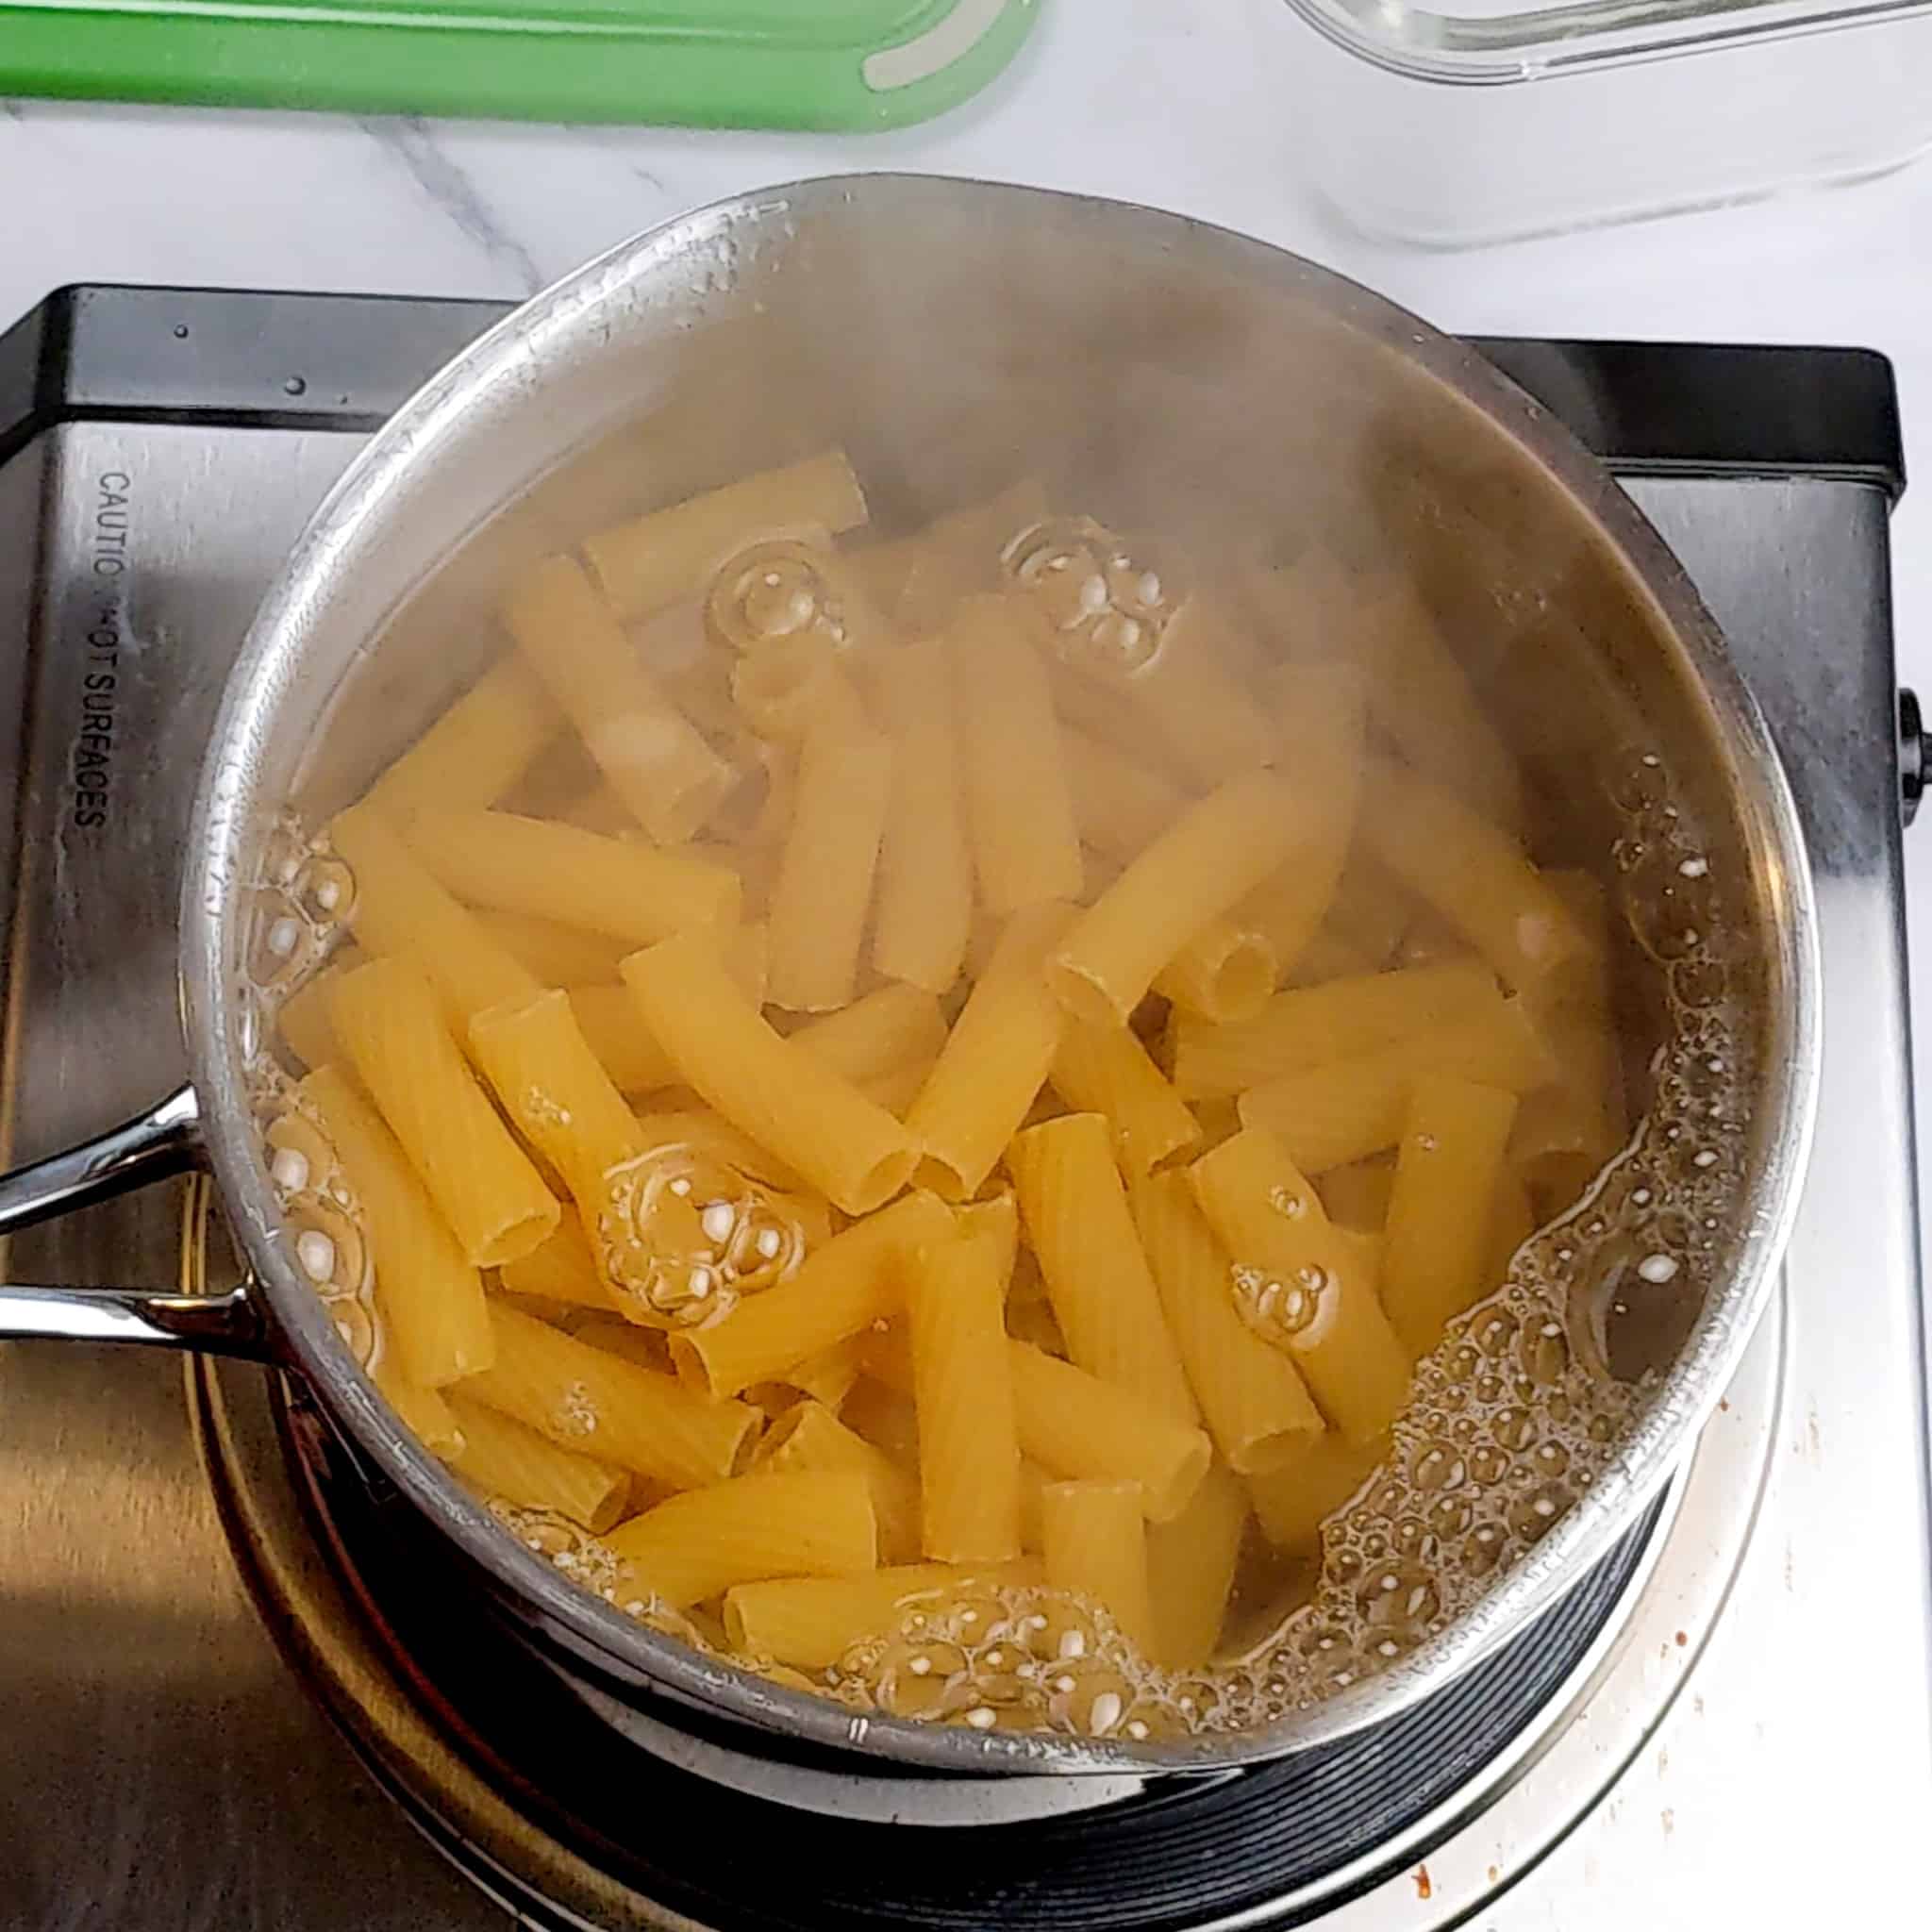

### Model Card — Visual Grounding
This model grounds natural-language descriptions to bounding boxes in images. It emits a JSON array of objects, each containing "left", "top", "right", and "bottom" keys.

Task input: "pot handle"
[{"left": 0, "top": 1083, "right": 266, "bottom": 1357}]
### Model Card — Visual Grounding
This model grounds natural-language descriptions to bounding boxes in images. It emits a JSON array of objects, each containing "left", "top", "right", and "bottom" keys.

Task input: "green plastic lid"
[{"left": 0, "top": 0, "right": 1040, "bottom": 128}]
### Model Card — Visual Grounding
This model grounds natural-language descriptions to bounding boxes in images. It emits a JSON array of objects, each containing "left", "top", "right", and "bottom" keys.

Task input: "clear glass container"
[{"left": 1277, "top": 0, "right": 1932, "bottom": 245}]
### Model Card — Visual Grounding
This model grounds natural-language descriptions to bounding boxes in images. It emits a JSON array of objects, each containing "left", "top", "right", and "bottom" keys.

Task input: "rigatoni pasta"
[
  {"left": 952, "top": 593, "right": 1085, "bottom": 914},
  {"left": 443, "top": 1391, "right": 630, "bottom": 1533},
  {"left": 328, "top": 804, "right": 540, "bottom": 1031},
  {"left": 1131, "top": 1170, "right": 1324, "bottom": 1474},
  {"left": 670, "top": 1191, "right": 952, "bottom": 1399},
  {"left": 753, "top": 1401, "right": 922, "bottom": 1566},
  {"left": 605, "top": 1469, "right": 876, "bottom": 1608},
  {"left": 622, "top": 928, "right": 916, "bottom": 1216},
  {"left": 329, "top": 957, "right": 559, "bottom": 1269},
  {"left": 1041, "top": 1478, "right": 1154, "bottom": 1652},
  {"left": 362, "top": 654, "right": 559, "bottom": 824},
  {"left": 1172, "top": 958, "right": 1498, "bottom": 1100},
  {"left": 1008, "top": 1112, "right": 1199, "bottom": 1426},
  {"left": 467, "top": 988, "right": 645, "bottom": 1208},
  {"left": 498, "top": 1218, "right": 616, "bottom": 1312},
  {"left": 1235, "top": 989, "right": 1557, "bottom": 1172},
  {"left": 905, "top": 903, "right": 1072, "bottom": 1200},
  {"left": 1357, "top": 758, "right": 1586, "bottom": 991},
  {"left": 1048, "top": 1018, "right": 1200, "bottom": 1175},
  {"left": 408, "top": 808, "right": 740, "bottom": 947},
  {"left": 583, "top": 452, "right": 868, "bottom": 619},
  {"left": 480, "top": 910, "right": 630, "bottom": 989},
  {"left": 462, "top": 1304, "right": 759, "bottom": 1491},
  {"left": 905, "top": 1232, "right": 1024, "bottom": 1564},
  {"left": 1005, "top": 1341, "right": 1210, "bottom": 1523},
  {"left": 1146, "top": 1464, "right": 1249, "bottom": 1670},
  {"left": 1226, "top": 662, "right": 1369, "bottom": 978},
  {"left": 726, "top": 1565, "right": 1014, "bottom": 1670},
  {"left": 298, "top": 1064, "right": 494, "bottom": 1387},
  {"left": 502, "top": 553, "right": 737, "bottom": 843},
  {"left": 764, "top": 713, "right": 893, "bottom": 1011},
  {"left": 1380, "top": 1074, "right": 1521, "bottom": 1357},
  {"left": 1189, "top": 1126, "right": 1411, "bottom": 1443},
  {"left": 870, "top": 637, "right": 974, "bottom": 993},
  {"left": 1047, "top": 769, "right": 1307, "bottom": 1028},
  {"left": 791, "top": 983, "right": 947, "bottom": 1087},
  {"left": 373, "top": 1363, "right": 466, "bottom": 1458},
  {"left": 270, "top": 455, "right": 1661, "bottom": 1742}
]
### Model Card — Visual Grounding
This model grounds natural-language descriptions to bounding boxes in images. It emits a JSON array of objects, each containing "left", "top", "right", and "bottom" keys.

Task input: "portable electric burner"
[{"left": 0, "top": 289, "right": 1924, "bottom": 1928}]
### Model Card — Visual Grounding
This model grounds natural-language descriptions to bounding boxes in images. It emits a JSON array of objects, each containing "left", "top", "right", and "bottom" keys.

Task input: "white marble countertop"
[{"left": 4, "top": 0, "right": 1929, "bottom": 1209}]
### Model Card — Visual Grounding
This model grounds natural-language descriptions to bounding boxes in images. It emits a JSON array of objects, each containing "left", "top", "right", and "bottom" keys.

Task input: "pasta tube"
[
  {"left": 442, "top": 1391, "right": 629, "bottom": 1533},
  {"left": 871, "top": 637, "right": 974, "bottom": 993},
  {"left": 765, "top": 715, "right": 893, "bottom": 1011},
  {"left": 1130, "top": 1170, "right": 1323, "bottom": 1474},
  {"left": 1381, "top": 1074, "right": 1521, "bottom": 1357},
  {"left": 408, "top": 809, "right": 739, "bottom": 948},
  {"left": 1247, "top": 1430, "right": 1388, "bottom": 1551},
  {"left": 954, "top": 1191, "right": 1021, "bottom": 1292},
  {"left": 1061, "top": 722, "right": 1186, "bottom": 862},
  {"left": 730, "top": 640, "right": 870, "bottom": 744},
  {"left": 669, "top": 1191, "right": 952, "bottom": 1399},
  {"left": 604, "top": 1470, "right": 876, "bottom": 1608},
  {"left": 753, "top": 1400, "right": 921, "bottom": 1565},
  {"left": 1188, "top": 1127, "right": 1410, "bottom": 1443},
  {"left": 621, "top": 929, "right": 916, "bottom": 1215},
  {"left": 567, "top": 984, "right": 676, "bottom": 1094},
  {"left": 905, "top": 903, "right": 1073, "bottom": 1200},
  {"left": 502, "top": 554, "right": 736, "bottom": 842},
  {"left": 329, "top": 804, "right": 539, "bottom": 1030},
  {"left": 1361, "top": 579, "right": 1523, "bottom": 832},
  {"left": 1486, "top": 1167, "right": 1538, "bottom": 1283},
  {"left": 373, "top": 1362, "right": 465, "bottom": 1457},
  {"left": 461, "top": 1303, "right": 758, "bottom": 1490},
  {"left": 498, "top": 1218, "right": 616, "bottom": 1311},
  {"left": 1006, "top": 1341, "right": 1210, "bottom": 1524},
  {"left": 1008, "top": 1112, "right": 1198, "bottom": 1426},
  {"left": 362, "top": 654, "right": 559, "bottom": 824},
  {"left": 952, "top": 593, "right": 1085, "bottom": 914},
  {"left": 1171, "top": 958, "right": 1498, "bottom": 1100},
  {"left": 1146, "top": 1464, "right": 1248, "bottom": 1670},
  {"left": 1357, "top": 758, "right": 1587, "bottom": 991},
  {"left": 582, "top": 453, "right": 868, "bottom": 618},
  {"left": 1225, "top": 663, "right": 1370, "bottom": 977},
  {"left": 328, "top": 958, "right": 559, "bottom": 1268},
  {"left": 480, "top": 911, "right": 629, "bottom": 989},
  {"left": 467, "top": 989, "right": 646, "bottom": 1208},
  {"left": 1048, "top": 769, "right": 1306, "bottom": 1027},
  {"left": 1236, "top": 990, "right": 1557, "bottom": 1172},
  {"left": 725, "top": 1564, "right": 1024, "bottom": 1670},
  {"left": 277, "top": 950, "right": 359, "bottom": 1073},
  {"left": 861, "top": 1330, "right": 1210, "bottom": 1526},
  {"left": 905, "top": 1232, "right": 1023, "bottom": 1564},
  {"left": 570, "top": 923, "right": 769, "bottom": 1094},
  {"left": 1153, "top": 916, "right": 1277, "bottom": 1024},
  {"left": 791, "top": 984, "right": 947, "bottom": 1086},
  {"left": 1041, "top": 1479, "right": 1154, "bottom": 1653},
  {"left": 1048, "top": 1018, "right": 1199, "bottom": 1175},
  {"left": 1121, "top": 600, "right": 1277, "bottom": 789},
  {"left": 298, "top": 1065, "right": 493, "bottom": 1387}
]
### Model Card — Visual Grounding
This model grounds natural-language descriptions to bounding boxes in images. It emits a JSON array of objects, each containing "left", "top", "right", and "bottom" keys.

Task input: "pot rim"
[{"left": 181, "top": 173, "right": 1822, "bottom": 1775}]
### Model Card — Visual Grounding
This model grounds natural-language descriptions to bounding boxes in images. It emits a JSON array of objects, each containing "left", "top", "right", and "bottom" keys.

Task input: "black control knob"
[{"left": 1902, "top": 690, "right": 1929, "bottom": 827}]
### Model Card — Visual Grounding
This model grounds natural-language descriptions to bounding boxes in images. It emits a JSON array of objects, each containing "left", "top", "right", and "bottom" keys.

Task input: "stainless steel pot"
[{"left": 0, "top": 175, "right": 1818, "bottom": 1775}]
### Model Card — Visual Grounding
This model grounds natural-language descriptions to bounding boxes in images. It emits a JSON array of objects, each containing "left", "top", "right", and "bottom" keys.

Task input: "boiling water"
[
  {"left": 236, "top": 470, "right": 1760, "bottom": 1750},
  {"left": 240, "top": 720, "right": 1749, "bottom": 1746}
]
